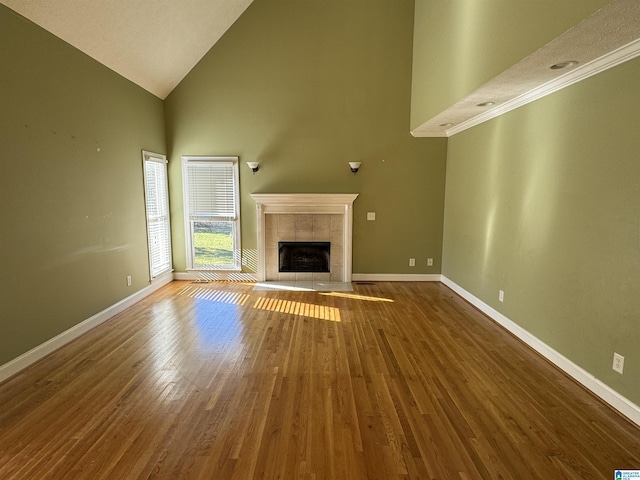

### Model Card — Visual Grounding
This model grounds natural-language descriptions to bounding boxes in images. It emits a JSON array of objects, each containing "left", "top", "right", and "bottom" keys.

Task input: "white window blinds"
[
  {"left": 185, "top": 161, "right": 237, "bottom": 221},
  {"left": 143, "top": 152, "right": 172, "bottom": 279},
  {"left": 182, "top": 156, "right": 241, "bottom": 271}
]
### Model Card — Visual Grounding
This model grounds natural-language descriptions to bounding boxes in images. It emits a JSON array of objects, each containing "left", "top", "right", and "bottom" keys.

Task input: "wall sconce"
[
  {"left": 246, "top": 161, "right": 260, "bottom": 174},
  {"left": 348, "top": 162, "right": 361, "bottom": 174}
]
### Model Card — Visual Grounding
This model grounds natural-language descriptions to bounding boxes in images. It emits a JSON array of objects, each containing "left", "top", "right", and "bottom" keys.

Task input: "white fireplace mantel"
[{"left": 251, "top": 193, "right": 359, "bottom": 282}]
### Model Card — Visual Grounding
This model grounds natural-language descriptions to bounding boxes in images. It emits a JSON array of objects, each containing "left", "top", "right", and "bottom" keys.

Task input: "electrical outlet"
[
  {"left": 409, "top": 258, "right": 415, "bottom": 267},
  {"left": 613, "top": 353, "right": 624, "bottom": 374},
  {"left": 498, "top": 290, "right": 504, "bottom": 302},
  {"left": 427, "top": 258, "right": 433, "bottom": 266},
  {"left": 127, "top": 275, "right": 132, "bottom": 287},
  {"left": 367, "top": 212, "right": 376, "bottom": 221}
]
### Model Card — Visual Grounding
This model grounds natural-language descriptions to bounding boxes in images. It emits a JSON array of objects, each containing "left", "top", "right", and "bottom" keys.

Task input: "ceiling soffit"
[{"left": 411, "top": 0, "right": 640, "bottom": 138}]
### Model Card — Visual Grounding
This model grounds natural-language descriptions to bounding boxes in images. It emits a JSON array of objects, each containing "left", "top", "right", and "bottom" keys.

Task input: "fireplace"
[
  {"left": 279, "top": 242, "right": 330, "bottom": 273},
  {"left": 251, "top": 193, "right": 358, "bottom": 283}
]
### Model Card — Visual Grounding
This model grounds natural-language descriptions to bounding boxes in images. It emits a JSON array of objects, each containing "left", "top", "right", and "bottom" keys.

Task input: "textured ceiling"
[
  {"left": 0, "top": 0, "right": 254, "bottom": 99},
  {"left": 2, "top": 0, "right": 639, "bottom": 128}
]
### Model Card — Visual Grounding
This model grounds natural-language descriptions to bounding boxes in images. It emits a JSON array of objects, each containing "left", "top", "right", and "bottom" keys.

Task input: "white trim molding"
[
  {"left": 0, "top": 273, "right": 173, "bottom": 384},
  {"left": 441, "top": 275, "right": 640, "bottom": 427},
  {"left": 352, "top": 273, "right": 442, "bottom": 282},
  {"left": 446, "top": 37, "right": 640, "bottom": 137},
  {"left": 250, "top": 193, "right": 359, "bottom": 283}
]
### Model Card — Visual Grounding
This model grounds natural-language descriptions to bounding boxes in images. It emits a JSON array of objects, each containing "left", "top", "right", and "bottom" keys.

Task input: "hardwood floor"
[{"left": 0, "top": 281, "right": 639, "bottom": 479}]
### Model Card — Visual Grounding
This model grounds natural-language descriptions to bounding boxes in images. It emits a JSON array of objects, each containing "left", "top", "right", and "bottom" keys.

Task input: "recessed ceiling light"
[
  {"left": 476, "top": 102, "right": 495, "bottom": 107},
  {"left": 550, "top": 60, "right": 579, "bottom": 70},
  {"left": 439, "top": 123, "right": 454, "bottom": 127}
]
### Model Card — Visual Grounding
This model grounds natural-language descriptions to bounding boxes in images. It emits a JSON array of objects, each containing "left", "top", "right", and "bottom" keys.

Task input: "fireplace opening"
[{"left": 278, "top": 242, "right": 330, "bottom": 273}]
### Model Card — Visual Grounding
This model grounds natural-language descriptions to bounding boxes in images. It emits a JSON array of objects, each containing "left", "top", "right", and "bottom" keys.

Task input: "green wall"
[
  {"left": 165, "top": 0, "right": 447, "bottom": 276},
  {"left": 410, "top": 0, "right": 610, "bottom": 129},
  {"left": 0, "top": 6, "right": 166, "bottom": 365},
  {"left": 442, "top": 57, "right": 640, "bottom": 405}
]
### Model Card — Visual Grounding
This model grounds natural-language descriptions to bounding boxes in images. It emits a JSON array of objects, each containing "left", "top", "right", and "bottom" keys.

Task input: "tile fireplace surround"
[{"left": 250, "top": 194, "right": 358, "bottom": 283}]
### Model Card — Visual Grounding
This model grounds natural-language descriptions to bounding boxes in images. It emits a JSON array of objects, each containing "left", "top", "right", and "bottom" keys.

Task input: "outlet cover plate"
[{"left": 613, "top": 352, "right": 624, "bottom": 374}]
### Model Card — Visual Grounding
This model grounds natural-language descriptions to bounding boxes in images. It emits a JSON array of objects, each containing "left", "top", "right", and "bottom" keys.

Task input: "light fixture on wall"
[
  {"left": 246, "top": 161, "right": 260, "bottom": 174},
  {"left": 348, "top": 162, "right": 361, "bottom": 174}
]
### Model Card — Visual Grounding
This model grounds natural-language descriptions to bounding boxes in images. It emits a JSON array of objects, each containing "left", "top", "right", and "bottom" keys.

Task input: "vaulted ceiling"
[{"left": 0, "top": 0, "right": 254, "bottom": 99}]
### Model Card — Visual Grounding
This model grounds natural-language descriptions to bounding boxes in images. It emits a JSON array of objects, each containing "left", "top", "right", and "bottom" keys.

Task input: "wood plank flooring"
[{"left": 0, "top": 281, "right": 639, "bottom": 479}]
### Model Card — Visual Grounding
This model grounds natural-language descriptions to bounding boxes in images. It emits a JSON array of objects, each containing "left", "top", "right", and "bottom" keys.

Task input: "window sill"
[{"left": 187, "top": 267, "right": 242, "bottom": 272}]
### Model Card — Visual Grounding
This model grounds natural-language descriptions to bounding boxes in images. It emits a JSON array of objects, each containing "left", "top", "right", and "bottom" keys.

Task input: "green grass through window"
[{"left": 193, "top": 222, "right": 234, "bottom": 266}]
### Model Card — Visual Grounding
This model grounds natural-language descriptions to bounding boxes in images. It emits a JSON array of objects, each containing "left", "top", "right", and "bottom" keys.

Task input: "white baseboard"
[
  {"left": 174, "top": 272, "right": 440, "bottom": 283},
  {"left": 0, "top": 273, "right": 173, "bottom": 384},
  {"left": 352, "top": 273, "right": 442, "bottom": 282},
  {"left": 440, "top": 275, "right": 640, "bottom": 427}
]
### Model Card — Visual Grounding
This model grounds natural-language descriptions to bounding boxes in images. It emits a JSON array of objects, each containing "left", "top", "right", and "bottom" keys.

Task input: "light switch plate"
[{"left": 367, "top": 212, "right": 376, "bottom": 221}]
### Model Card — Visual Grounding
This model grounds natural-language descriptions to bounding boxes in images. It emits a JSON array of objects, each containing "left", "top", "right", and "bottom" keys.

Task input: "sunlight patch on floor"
[
  {"left": 253, "top": 297, "right": 341, "bottom": 322},
  {"left": 178, "top": 286, "right": 250, "bottom": 306},
  {"left": 319, "top": 292, "right": 394, "bottom": 303}
]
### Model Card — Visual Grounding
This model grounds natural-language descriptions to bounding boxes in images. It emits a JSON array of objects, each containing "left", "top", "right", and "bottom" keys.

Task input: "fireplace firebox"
[{"left": 278, "top": 242, "right": 330, "bottom": 273}]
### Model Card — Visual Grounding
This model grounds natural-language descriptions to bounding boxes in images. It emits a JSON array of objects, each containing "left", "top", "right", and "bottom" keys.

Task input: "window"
[
  {"left": 142, "top": 151, "right": 172, "bottom": 279},
  {"left": 182, "top": 156, "right": 241, "bottom": 270}
]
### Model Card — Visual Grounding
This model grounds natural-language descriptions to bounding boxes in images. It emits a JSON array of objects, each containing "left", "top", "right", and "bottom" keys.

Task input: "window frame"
[
  {"left": 181, "top": 155, "right": 241, "bottom": 271},
  {"left": 142, "top": 150, "right": 173, "bottom": 280}
]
